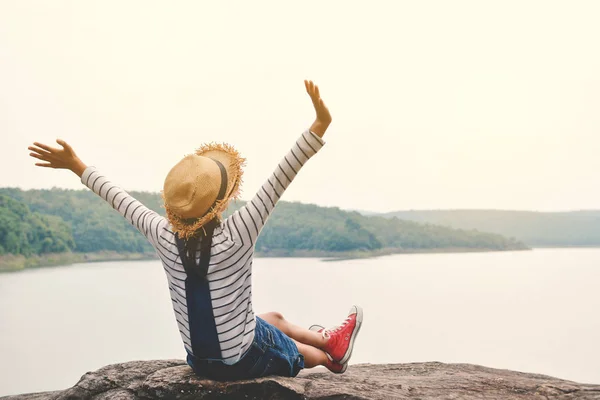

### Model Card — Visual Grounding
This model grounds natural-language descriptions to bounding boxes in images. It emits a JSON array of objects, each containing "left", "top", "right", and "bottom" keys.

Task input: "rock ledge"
[{"left": 3, "top": 360, "right": 600, "bottom": 399}]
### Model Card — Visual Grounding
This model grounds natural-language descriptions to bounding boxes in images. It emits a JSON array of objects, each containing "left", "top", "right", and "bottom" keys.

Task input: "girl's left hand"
[{"left": 305, "top": 80, "right": 332, "bottom": 138}]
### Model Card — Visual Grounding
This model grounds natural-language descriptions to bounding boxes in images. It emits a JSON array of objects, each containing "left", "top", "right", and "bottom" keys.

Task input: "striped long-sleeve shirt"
[{"left": 80, "top": 130, "right": 325, "bottom": 364}]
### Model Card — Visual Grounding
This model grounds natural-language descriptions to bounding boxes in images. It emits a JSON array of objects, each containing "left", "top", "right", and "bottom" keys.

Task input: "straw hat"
[{"left": 163, "top": 143, "right": 245, "bottom": 239}]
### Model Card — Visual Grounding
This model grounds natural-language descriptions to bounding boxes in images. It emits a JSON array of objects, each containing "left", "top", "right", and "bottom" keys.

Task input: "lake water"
[{"left": 1, "top": 248, "right": 599, "bottom": 395}]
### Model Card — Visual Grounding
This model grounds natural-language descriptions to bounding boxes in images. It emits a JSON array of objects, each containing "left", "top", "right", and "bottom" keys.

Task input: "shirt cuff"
[
  {"left": 308, "top": 130, "right": 326, "bottom": 146},
  {"left": 80, "top": 166, "right": 97, "bottom": 186}
]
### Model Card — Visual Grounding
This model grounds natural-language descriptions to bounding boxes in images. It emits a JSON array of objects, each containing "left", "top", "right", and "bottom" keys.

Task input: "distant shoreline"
[
  {"left": 0, "top": 246, "right": 535, "bottom": 273},
  {"left": 0, "top": 251, "right": 157, "bottom": 273},
  {"left": 256, "top": 246, "right": 532, "bottom": 261}
]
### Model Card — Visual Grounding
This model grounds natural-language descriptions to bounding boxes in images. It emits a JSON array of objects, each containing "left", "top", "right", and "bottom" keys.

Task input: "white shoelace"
[{"left": 322, "top": 316, "right": 352, "bottom": 339}]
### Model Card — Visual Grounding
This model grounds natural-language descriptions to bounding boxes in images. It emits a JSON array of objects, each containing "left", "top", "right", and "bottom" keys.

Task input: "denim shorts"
[{"left": 186, "top": 317, "right": 305, "bottom": 381}]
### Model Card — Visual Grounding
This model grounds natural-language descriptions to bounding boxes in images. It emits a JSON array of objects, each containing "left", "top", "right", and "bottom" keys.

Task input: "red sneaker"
[
  {"left": 321, "top": 306, "right": 363, "bottom": 364},
  {"left": 326, "top": 358, "right": 348, "bottom": 374},
  {"left": 310, "top": 325, "right": 348, "bottom": 374}
]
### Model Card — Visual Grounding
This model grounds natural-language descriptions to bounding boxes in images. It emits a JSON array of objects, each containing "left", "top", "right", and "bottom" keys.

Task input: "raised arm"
[
  {"left": 28, "top": 140, "right": 167, "bottom": 248},
  {"left": 227, "top": 80, "right": 332, "bottom": 245}
]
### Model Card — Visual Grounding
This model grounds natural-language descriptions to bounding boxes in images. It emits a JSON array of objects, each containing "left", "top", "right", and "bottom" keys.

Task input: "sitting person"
[{"left": 28, "top": 80, "right": 363, "bottom": 380}]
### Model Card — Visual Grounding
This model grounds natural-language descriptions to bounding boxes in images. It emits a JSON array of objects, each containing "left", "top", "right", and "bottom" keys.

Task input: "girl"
[{"left": 28, "top": 80, "right": 363, "bottom": 380}]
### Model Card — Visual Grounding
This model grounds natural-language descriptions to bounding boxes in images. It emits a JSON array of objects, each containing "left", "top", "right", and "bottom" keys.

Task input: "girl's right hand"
[{"left": 28, "top": 139, "right": 88, "bottom": 177}]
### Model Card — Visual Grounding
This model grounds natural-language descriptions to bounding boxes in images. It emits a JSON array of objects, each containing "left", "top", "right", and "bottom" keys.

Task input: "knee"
[{"left": 263, "top": 311, "right": 285, "bottom": 323}]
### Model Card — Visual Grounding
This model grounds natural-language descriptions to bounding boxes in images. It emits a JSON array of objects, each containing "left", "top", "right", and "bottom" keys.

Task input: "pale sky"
[{"left": 1, "top": 1, "right": 599, "bottom": 213}]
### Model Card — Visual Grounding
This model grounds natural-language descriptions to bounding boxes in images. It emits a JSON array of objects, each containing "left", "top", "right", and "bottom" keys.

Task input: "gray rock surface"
[{"left": 2, "top": 360, "right": 599, "bottom": 400}]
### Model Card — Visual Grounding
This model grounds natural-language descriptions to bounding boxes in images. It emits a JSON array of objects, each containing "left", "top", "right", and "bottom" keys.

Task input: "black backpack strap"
[
  {"left": 197, "top": 219, "right": 218, "bottom": 279},
  {"left": 175, "top": 218, "right": 220, "bottom": 280},
  {"left": 174, "top": 233, "right": 196, "bottom": 276}
]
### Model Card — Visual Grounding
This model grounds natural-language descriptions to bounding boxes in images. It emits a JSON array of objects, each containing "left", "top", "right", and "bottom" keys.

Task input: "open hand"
[
  {"left": 305, "top": 80, "right": 332, "bottom": 137},
  {"left": 28, "top": 139, "right": 87, "bottom": 177}
]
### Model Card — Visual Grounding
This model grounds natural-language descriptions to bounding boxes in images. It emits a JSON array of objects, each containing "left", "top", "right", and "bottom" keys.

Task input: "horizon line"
[{"left": 2, "top": 186, "right": 600, "bottom": 215}]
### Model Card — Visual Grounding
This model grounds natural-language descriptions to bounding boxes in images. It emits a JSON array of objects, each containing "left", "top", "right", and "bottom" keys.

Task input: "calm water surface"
[{"left": 1, "top": 248, "right": 599, "bottom": 395}]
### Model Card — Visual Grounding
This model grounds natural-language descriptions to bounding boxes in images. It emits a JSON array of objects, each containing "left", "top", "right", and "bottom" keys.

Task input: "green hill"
[
  {"left": 0, "top": 188, "right": 528, "bottom": 271},
  {"left": 0, "top": 194, "right": 74, "bottom": 255},
  {"left": 382, "top": 210, "right": 600, "bottom": 247}
]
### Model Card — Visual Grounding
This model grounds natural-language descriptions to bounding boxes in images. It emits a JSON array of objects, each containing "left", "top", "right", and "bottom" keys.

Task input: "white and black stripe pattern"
[{"left": 80, "top": 130, "right": 324, "bottom": 365}]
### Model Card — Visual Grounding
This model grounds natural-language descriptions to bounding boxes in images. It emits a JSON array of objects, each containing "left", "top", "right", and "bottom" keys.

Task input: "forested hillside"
[
  {"left": 0, "top": 188, "right": 528, "bottom": 271},
  {"left": 383, "top": 210, "right": 600, "bottom": 246},
  {"left": 0, "top": 195, "right": 74, "bottom": 255}
]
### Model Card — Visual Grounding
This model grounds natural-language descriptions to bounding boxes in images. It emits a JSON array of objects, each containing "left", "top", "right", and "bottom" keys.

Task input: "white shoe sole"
[{"left": 340, "top": 305, "right": 363, "bottom": 365}]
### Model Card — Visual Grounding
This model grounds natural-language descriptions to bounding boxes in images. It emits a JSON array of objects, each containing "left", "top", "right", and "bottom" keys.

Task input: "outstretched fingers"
[
  {"left": 305, "top": 79, "right": 318, "bottom": 93},
  {"left": 32, "top": 142, "right": 59, "bottom": 153},
  {"left": 28, "top": 139, "right": 72, "bottom": 169},
  {"left": 28, "top": 146, "right": 53, "bottom": 164},
  {"left": 304, "top": 80, "right": 322, "bottom": 110},
  {"left": 28, "top": 138, "right": 85, "bottom": 174},
  {"left": 29, "top": 152, "right": 48, "bottom": 161},
  {"left": 304, "top": 79, "right": 332, "bottom": 137},
  {"left": 28, "top": 145, "right": 51, "bottom": 157}
]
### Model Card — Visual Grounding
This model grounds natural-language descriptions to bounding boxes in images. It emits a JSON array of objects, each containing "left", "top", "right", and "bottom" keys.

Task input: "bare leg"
[
  {"left": 258, "top": 312, "right": 327, "bottom": 349},
  {"left": 258, "top": 312, "right": 337, "bottom": 370},
  {"left": 292, "top": 340, "right": 329, "bottom": 368}
]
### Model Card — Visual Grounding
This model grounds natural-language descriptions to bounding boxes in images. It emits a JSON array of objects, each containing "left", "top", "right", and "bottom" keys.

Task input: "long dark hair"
[{"left": 175, "top": 218, "right": 220, "bottom": 280}]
